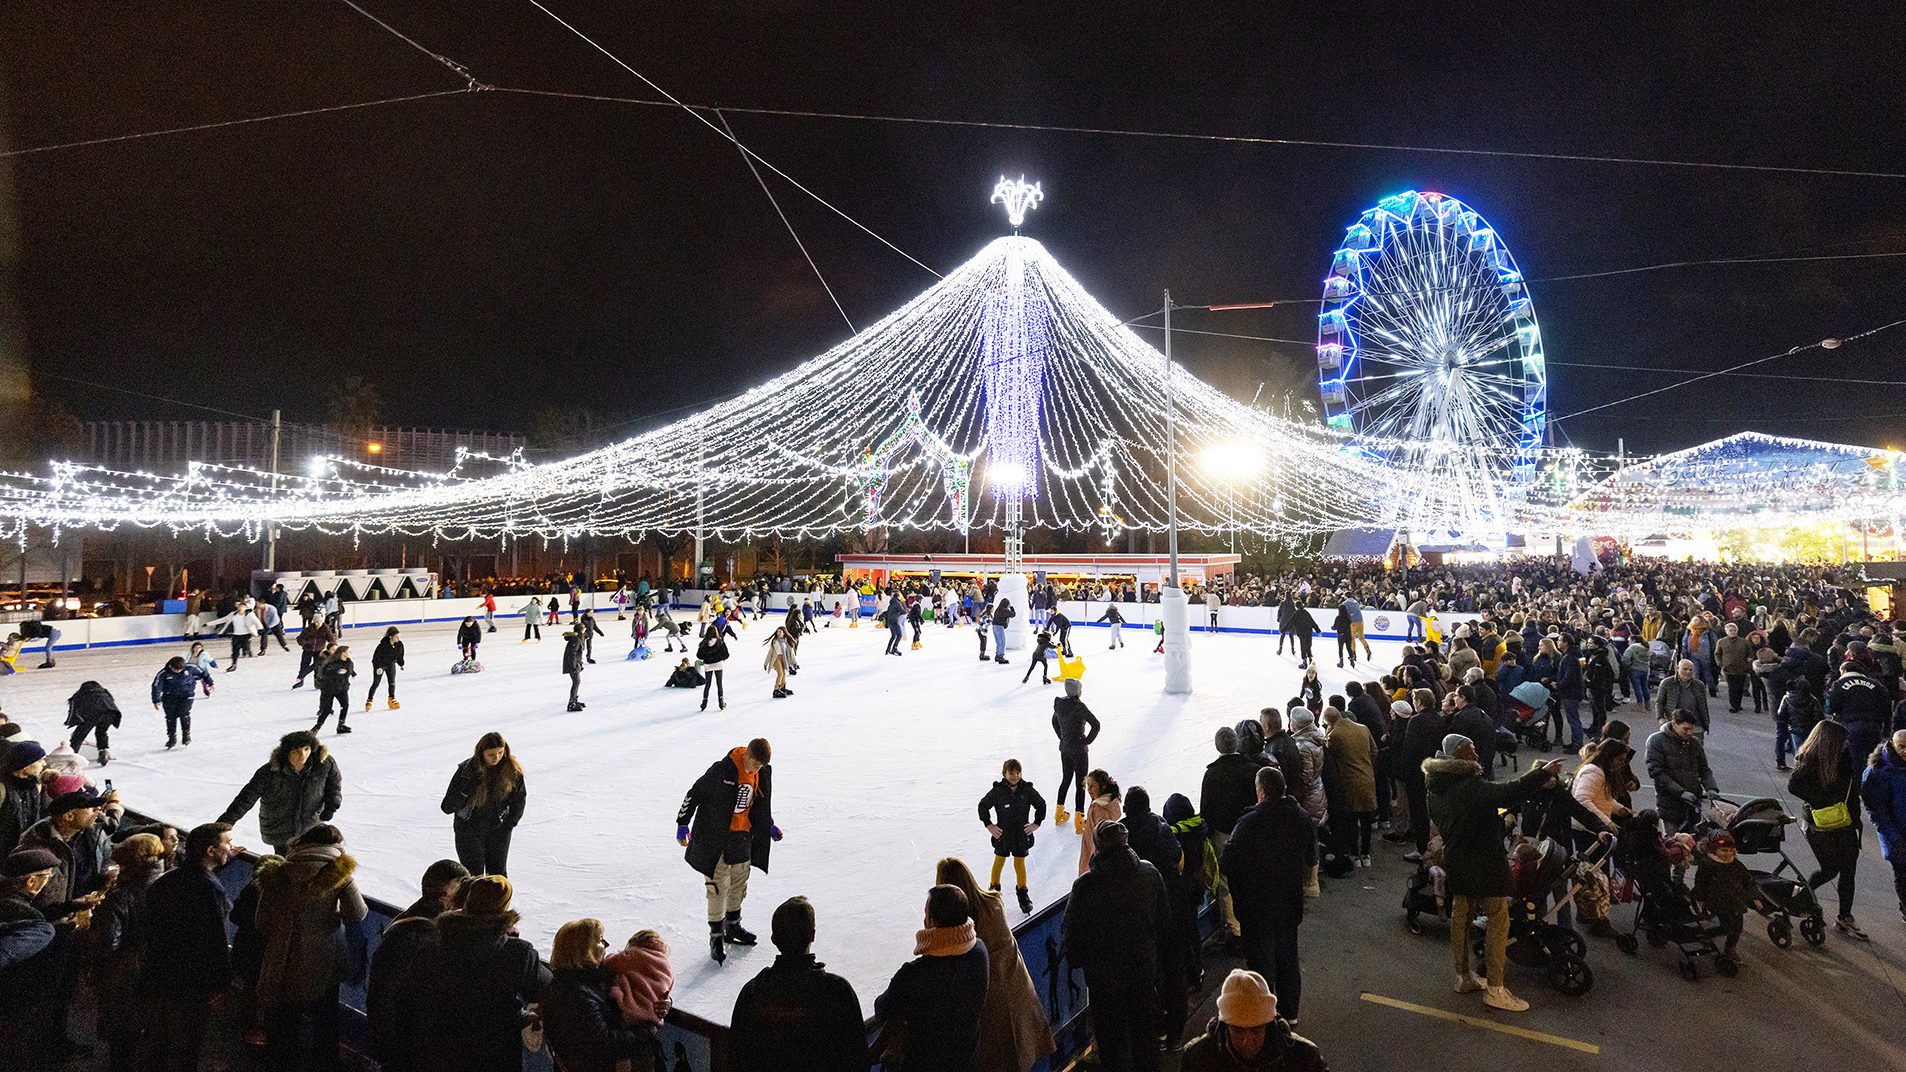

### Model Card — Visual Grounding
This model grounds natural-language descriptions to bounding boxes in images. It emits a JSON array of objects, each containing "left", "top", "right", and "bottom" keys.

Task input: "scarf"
[{"left": 913, "top": 920, "right": 977, "bottom": 957}]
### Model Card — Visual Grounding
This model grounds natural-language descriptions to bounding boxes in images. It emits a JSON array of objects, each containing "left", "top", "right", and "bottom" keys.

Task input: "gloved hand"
[
  {"left": 770, "top": 825, "right": 784, "bottom": 842},
  {"left": 1681, "top": 792, "right": 1700, "bottom": 808},
  {"left": 676, "top": 825, "right": 690, "bottom": 846}
]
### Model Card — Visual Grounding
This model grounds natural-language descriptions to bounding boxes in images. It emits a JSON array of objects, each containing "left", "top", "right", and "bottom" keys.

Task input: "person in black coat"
[
  {"left": 1449, "top": 688, "right": 1497, "bottom": 781},
  {"left": 413, "top": 876, "right": 550, "bottom": 1072},
  {"left": 1199, "top": 726, "right": 1259, "bottom": 942},
  {"left": 881, "top": 595, "right": 906, "bottom": 656},
  {"left": 562, "top": 629, "right": 587, "bottom": 712},
  {"left": 63, "top": 681, "right": 121, "bottom": 765},
  {"left": 1064, "top": 821, "right": 1170, "bottom": 1072},
  {"left": 577, "top": 610, "right": 606, "bottom": 664},
  {"left": 1123, "top": 787, "right": 1190, "bottom": 1045},
  {"left": 1051, "top": 679, "right": 1102, "bottom": 823},
  {"left": 1285, "top": 604, "right": 1317, "bottom": 668},
  {"left": 456, "top": 616, "right": 482, "bottom": 663},
  {"left": 135, "top": 822, "right": 240, "bottom": 1072},
  {"left": 219, "top": 731, "right": 342, "bottom": 855},
  {"left": 977, "top": 760, "right": 1046, "bottom": 913},
  {"left": 1221, "top": 767, "right": 1315, "bottom": 1022},
  {"left": 875, "top": 885, "right": 989, "bottom": 1072},
  {"left": 676, "top": 739, "right": 780, "bottom": 963},
  {"left": 1399, "top": 699, "right": 1451, "bottom": 856},
  {"left": 1, "top": 742, "right": 47, "bottom": 858},
  {"left": 730, "top": 896, "right": 871, "bottom": 1072},
  {"left": 367, "top": 627, "right": 407, "bottom": 711},
  {"left": 440, "top": 733, "right": 527, "bottom": 876},
  {"left": 541, "top": 920, "right": 658, "bottom": 1072}
]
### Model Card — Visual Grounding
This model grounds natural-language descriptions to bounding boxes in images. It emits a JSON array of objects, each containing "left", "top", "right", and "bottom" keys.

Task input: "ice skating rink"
[{"left": 0, "top": 613, "right": 1395, "bottom": 1022}]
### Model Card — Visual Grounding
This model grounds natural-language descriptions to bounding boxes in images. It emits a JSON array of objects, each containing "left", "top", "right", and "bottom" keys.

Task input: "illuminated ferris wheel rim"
[{"left": 1315, "top": 190, "right": 1547, "bottom": 479}]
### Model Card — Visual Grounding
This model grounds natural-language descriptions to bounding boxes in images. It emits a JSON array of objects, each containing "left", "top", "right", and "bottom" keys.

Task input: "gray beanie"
[
  {"left": 1064, "top": 678, "right": 1082, "bottom": 699},
  {"left": 1439, "top": 733, "right": 1474, "bottom": 759}
]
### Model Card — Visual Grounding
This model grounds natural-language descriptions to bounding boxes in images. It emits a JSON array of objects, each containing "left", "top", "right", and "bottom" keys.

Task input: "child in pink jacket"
[{"left": 603, "top": 930, "right": 674, "bottom": 1029}]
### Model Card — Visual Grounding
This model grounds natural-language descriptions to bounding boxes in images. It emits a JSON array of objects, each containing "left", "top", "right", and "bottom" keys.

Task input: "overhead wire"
[
  {"left": 0, "top": 89, "right": 475, "bottom": 159},
  {"left": 486, "top": 86, "right": 1906, "bottom": 182},
  {"left": 519, "top": 2, "right": 942, "bottom": 279},
  {"left": 715, "top": 109, "right": 856, "bottom": 333},
  {"left": 335, "top": 0, "right": 488, "bottom": 89}
]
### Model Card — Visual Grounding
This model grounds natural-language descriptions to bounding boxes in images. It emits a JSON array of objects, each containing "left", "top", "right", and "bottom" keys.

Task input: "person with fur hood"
[
  {"left": 1423, "top": 736, "right": 1562, "bottom": 1013},
  {"left": 253, "top": 823, "right": 368, "bottom": 1070},
  {"left": 220, "top": 731, "right": 342, "bottom": 855}
]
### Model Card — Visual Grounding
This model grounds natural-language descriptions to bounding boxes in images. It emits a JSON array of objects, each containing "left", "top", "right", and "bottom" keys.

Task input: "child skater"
[
  {"left": 604, "top": 929, "right": 674, "bottom": 1030},
  {"left": 456, "top": 615, "right": 482, "bottom": 664},
  {"left": 1022, "top": 629, "right": 1056, "bottom": 685},
  {"left": 978, "top": 758, "right": 1046, "bottom": 914},
  {"left": 187, "top": 642, "right": 219, "bottom": 694}
]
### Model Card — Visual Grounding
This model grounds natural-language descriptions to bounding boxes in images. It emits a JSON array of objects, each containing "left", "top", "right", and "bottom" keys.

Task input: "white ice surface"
[{"left": 1, "top": 614, "right": 1392, "bottom": 1024}]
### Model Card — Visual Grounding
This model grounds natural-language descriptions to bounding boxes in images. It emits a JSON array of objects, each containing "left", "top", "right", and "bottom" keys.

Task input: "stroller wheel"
[
  {"left": 1536, "top": 740, "right": 1552, "bottom": 753},
  {"left": 1546, "top": 952, "right": 1594, "bottom": 996},
  {"left": 1767, "top": 918, "right": 1792, "bottom": 949},
  {"left": 1615, "top": 932, "right": 1639, "bottom": 955},
  {"left": 1678, "top": 960, "right": 1699, "bottom": 982},
  {"left": 1543, "top": 925, "right": 1587, "bottom": 960},
  {"left": 1715, "top": 955, "right": 1739, "bottom": 978},
  {"left": 1406, "top": 911, "right": 1423, "bottom": 935},
  {"left": 1800, "top": 917, "right": 1826, "bottom": 947}
]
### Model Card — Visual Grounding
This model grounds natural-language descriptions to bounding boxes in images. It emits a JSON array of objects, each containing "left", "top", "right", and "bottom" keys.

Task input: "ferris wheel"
[{"left": 1316, "top": 191, "right": 1547, "bottom": 526}]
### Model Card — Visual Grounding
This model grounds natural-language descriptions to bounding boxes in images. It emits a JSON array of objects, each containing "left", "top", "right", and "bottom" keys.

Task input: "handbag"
[{"left": 1808, "top": 800, "right": 1852, "bottom": 831}]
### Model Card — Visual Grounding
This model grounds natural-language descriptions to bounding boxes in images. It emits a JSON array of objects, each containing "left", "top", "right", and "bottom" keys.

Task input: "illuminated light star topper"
[{"left": 991, "top": 175, "right": 1044, "bottom": 229}]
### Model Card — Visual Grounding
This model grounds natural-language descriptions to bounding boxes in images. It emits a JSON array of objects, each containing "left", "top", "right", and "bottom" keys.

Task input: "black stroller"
[
  {"left": 1723, "top": 796, "right": 1827, "bottom": 948},
  {"left": 1403, "top": 863, "right": 1445, "bottom": 934},
  {"left": 1614, "top": 811, "right": 1734, "bottom": 979},
  {"left": 1507, "top": 681, "right": 1555, "bottom": 753},
  {"left": 1491, "top": 838, "right": 1595, "bottom": 995}
]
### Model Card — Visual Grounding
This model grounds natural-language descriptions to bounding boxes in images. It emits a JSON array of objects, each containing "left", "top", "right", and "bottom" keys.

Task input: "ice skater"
[
  {"left": 1051, "top": 677, "right": 1101, "bottom": 830},
  {"left": 204, "top": 600, "right": 261, "bottom": 671},
  {"left": 1097, "top": 605, "right": 1125, "bottom": 648},
  {"left": 675, "top": 738, "right": 782, "bottom": 964},
  {"left": 562, "top": 628, "right": 587, "bottom": 711},
  {"left": 1049, "top": 609, "right": 1074, "bottom": 658},
  {"left": 764, "top": 626, "right": 798, "bottom": 698},
  {"left": 908, "top": 598, "right": 925, "bottom": 650},
  {"left": 366, "top": 627, "right": 405, "bottom": 711},
  {"left": 976, "top": 601, "right": 994, "bottom": 661},
  {"left": 311, "top": 645, "right": 356, "bottom": 735},
  {"left": 152, "top": 655, "right": 214, "bottom": 749},
  {"left": 481, "top": 589, "right": 498, "bottom": 632},
  {"left": 545, "top": 595, "right": 560, "bottom": 625},
  {"left": 520, "top": 594, "right": 545, "bottom": 642},
  {"left": 578, "top": 610, "right": 605, "bottom": 664},
  {"left": 441, "top": 732, "right": 526, "bottom": 876},
  {"left": 881, "top": 595, "right": 906, "bottom": 656},
  {"left": 698, "top": 621, "right": 733, "bottom": 711},
  {"left": 187, "top": 641, "right": 219, "bottom": 690},
  {"left": 656, "top": 607, "right": 686, "bottom": 653},
  {"left": 257, "top": 600, "right": 290, "bottom": 654},
  {"left": 978, "top": 758, "right": 1046, "bottom": 913},
  {"left": 65, "top": 680, "right": 121, "bottom": 765},
  {"left": 1022, "top": 630, "right": 1056, "bottom": 685},
  {"left": 457, "top": 615, "right": 482, "bottom": 663},
  {"left": 991, "top": 598, "right": 1015, "bottom": 665}
]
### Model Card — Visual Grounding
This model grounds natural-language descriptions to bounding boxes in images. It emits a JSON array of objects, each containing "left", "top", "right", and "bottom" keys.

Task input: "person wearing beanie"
[
  {"left": 1220, "top": 766, "right": 1314, "bottom": 1024},
  {"left": 1180, "top": 969, "right": 1326, "bottom": 1072},
  {"left": 676, "top": 739, "right": 782, "bottom": 963},
  {"left": 729, "top": 896, "right": 871, "bottom": 1072},
  {"left": 1424, "top": 736, "right": 1562, "bottom": 1013},
  {"left": 411, "top": 872, "right": 549, "bottom": 1072},
  {"left": 1123, "top": 786, "right": 1191, "bottom": 1044},
  {"left": 1064, "top": 819, "right": 1169, "bottom": 1071},
  {"left": 1199, "top": 726, "right": 1257, "bottom": 947},
  {"left": 977, "top": 758, "right": 1047, "bottom": 914},
  {"left": 1051, "top": 678, "right": 1102, "bottom": 830},
  {"left": 219, "top": 730, "right": 343, "bottom": 856}
]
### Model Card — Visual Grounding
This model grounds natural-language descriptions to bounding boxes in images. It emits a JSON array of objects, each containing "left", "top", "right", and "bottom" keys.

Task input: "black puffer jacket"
[
  {"left": 978, "top": 778, "right": 1047, "bottom": 856},
  {"left": 1199, "top": 752, "right": 1260, "bottom": 837},
  {"left": 65, "top": 681, "right": 122, "bottom": 730},
  {"left": 1063, "top": 845, "right": 1169, "bottom": 982},
  {"left": 220, "top": 747, "right": 343, "bottom": 849},
  {"left": 1051, "top": 697, "right": 1101, "bottom": 754}
]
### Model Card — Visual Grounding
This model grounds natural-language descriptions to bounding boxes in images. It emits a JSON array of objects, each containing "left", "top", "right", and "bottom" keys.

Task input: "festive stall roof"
[{"left": 1562, "top": 432, "right": 1906, "bottom": 530}]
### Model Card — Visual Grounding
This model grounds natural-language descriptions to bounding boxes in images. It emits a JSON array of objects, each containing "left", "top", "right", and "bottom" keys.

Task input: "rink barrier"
[{"left": 1053, "top": 600, "right": 1482, "bottom": 642}]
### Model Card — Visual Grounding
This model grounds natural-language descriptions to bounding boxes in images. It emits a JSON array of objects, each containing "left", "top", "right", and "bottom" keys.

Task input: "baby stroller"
[
  {"left": 1614, "top": 811, "right": 1733, "bottom": 979},
  {"left": 1491, "top": 838, "right": 1595, "bottom": 995},
  {"left": 1402, "top": 864, "right": 1446, "bottom": 934},
  {"left": 1723, "top": 795, "right": 1826, "bottom": 947},
  {"left": 1647, "top": 639, "right": 1673, "bottom": 685},
  {"left": 1508, "top": 680, "right": 1554, "bottom": 752}
]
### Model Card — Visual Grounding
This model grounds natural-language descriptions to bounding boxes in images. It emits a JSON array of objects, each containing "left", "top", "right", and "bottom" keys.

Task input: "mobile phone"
[{"left": 103, "top": 778, "right": 114, "bottom": 796}]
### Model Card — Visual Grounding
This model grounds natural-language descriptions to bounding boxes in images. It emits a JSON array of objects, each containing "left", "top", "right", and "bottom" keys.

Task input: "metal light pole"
[
  {"left": 1160, "top": 290, "right": 1191, "bottom": 694},
  {"left": 263, "top": 409, "right": 281, "bottom": 571},
  {"left": 1164, "top": 291, "right": 1178, "bottom": 588}
]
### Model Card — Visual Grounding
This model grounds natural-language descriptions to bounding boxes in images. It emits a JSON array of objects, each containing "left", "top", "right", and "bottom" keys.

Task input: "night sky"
[{"left": 5, "top": 2, "right": 1906, "bottom": 457}]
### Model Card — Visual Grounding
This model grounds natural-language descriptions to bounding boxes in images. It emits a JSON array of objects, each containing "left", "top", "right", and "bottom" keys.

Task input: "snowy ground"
[{"left": 0, "top": 614, "right": 1367, "bottom": 1024}]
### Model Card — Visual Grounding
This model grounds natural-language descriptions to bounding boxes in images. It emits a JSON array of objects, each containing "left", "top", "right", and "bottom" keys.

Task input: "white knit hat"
[{"left": 1216, "top": 969, "right": 1278, "bottom": 1027}]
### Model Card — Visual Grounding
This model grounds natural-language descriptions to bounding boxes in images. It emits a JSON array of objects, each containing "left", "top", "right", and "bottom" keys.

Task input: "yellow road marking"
[{"left": 1359, "top": 992, "right": 1602, "bottom": 1054}]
